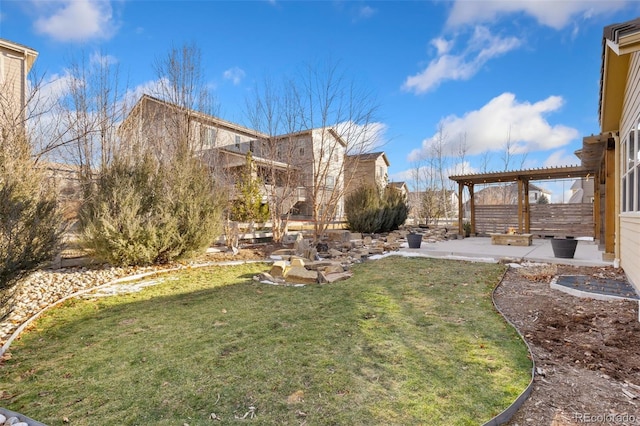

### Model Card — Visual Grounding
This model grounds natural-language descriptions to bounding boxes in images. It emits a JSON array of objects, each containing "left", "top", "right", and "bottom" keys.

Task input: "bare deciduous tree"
[
  {"left": 296, "top": 60, "right": 382, "bottom": 241},
  {"left": 53, "top": 51, "right": 129, "bottom": 181},
  {"left": 245, "top": 76, "right": 305, "bottom": 243}
]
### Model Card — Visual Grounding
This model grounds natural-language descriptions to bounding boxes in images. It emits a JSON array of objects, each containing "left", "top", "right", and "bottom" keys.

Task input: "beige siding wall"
[
  {"left": 346, "top": 160, "right": 375, "bottom": 191},
  {"left": 620, "top": 216, "right": 640, "bottom": 290},
  {"left": 619, "top": 51, "right": 640, "bottom": 290},
  {"left": 1, "top": 46, "right": 27, "bottom": 120},
  {"left": 344, "top": 155, "right": 388, "bottom": 198},
  {"left": 374, "top": 156, "right": 388, "bottom": 188}
]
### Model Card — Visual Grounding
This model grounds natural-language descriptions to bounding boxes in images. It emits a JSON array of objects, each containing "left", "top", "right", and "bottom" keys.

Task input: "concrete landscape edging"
[{"left": 482, "top": 267, "right": 536, "bottom": 426}]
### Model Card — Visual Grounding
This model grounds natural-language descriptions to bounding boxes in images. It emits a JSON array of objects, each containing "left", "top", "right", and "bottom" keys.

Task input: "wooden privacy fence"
[{"left": 474, "top": 203, "right": 594, "bottom": 238}]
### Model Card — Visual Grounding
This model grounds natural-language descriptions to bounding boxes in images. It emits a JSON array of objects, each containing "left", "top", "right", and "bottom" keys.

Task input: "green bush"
[
  {"left": 0, "top": 133, "right": 64, "bottom": 318},
  {"left": 379, "top": 187, "right": 409, "bottom": 233},
  {"left": 345, "top": 185, "right": 408, "bottom": 234},
  {"left": 79, "top": 152, "right": 223, "bottom": 266},
  {"left": 229, "top": 152, "right": 269, "bottom": 223}
]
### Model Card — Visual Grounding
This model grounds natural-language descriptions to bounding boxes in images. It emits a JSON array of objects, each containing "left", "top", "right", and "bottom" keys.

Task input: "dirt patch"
[{"left": 495, "top": 264, "right": 640, "bottom": 425}]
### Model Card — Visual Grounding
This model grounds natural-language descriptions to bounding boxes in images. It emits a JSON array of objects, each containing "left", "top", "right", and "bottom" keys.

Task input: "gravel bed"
[{"left": 0, "top": 264, "right": 166, "bottom": 348}]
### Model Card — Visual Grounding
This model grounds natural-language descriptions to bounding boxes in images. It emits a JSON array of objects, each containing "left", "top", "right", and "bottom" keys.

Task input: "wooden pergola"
[{"left": 449, "top": 165, "right": 596, "bottom": 235}]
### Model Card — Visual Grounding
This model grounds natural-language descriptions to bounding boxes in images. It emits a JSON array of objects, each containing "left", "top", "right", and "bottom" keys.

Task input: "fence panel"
[
  {"left": 530, "top": 203, "right": 594, "bottom": 238},
  {"left": 474, "top": 204, "right": 594, "bottom": 238}
]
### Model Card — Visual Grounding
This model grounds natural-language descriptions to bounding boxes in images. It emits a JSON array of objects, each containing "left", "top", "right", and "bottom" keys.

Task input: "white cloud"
[
  {"left": 223, "top": 67, "right": 246, "bottom": 86},
  {"left": 390, "top": 160, "right": 477, "bottom": 190},
  {"left": 431, "top": 37, "right": 453, "bottom": 56},
  {"left": 336, "top": 120, "right": 388, "bottom": 153},
  {"left": 543, "top": 149, "right": 581, "bottom": 167},
  {"left": 90, "top": 52, "right": 118, "bottom": 67},
  {"left": 403, "top": 26, "right": 521, "bottom": 94},
  {"left": 33, "top": 0, "right": 117, "bottom": 42},
  {"left": 407, "top": 92, "right": 579, "bottom": 162},
  {"left": 356, "top": 5, "right": 376, "bottom": 20},
  {"left": 446, "top": 0, "right": 628, "bottom": 29},
  {"left": 123, "top": 78, "right": 167, "bottom": 106}
]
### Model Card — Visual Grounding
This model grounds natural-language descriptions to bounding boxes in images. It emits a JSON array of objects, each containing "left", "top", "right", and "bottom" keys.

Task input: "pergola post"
[
  {"left": 457, "top": 182, "right": 464, "bottom": 235},
  {"left": 469, "top": 183, "right": 475, "bottom": 235},
  {"left": 604, "top": 143, "right": 615, "bottom": 259},
  {"left": 517, "top": 179, "right": 524, "bottom": 233},
  {"left": 593, "top": 172, "right": 601, "bottom": 243},
  {"left": 523, "top": 179, "right": 530, "bottom": 233}
]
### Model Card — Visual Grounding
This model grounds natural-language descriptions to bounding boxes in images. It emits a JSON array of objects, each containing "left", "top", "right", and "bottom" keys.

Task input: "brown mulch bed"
[{"left": 495, "top": 264, "right": 640, "bottom": 425}]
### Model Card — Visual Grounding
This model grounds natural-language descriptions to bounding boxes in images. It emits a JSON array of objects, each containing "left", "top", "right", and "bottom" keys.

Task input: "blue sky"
[{"left": 1, "top": 0, "right": 639, "bottom": 201}]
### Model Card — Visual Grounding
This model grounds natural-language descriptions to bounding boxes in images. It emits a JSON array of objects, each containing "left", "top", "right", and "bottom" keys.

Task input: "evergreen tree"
[{"left": 230, "top": 152, "right": 269, "bottom": 224}]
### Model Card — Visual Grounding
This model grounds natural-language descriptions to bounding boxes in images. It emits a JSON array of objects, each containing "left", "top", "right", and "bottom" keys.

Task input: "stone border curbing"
[
  {"left": 482, "top": 267, "right": 536, "bottom": 426},
  {"left": 0, "top": 407, "right": 48, "bottom": 426}
]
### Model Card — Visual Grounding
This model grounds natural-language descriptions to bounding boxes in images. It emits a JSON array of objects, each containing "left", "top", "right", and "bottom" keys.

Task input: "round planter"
[
  {"left": 550, "top": 238, "right": 578, "bottom": 259},
  {"left": 406, "top": 233, "right": 423, "bottom": 249}
]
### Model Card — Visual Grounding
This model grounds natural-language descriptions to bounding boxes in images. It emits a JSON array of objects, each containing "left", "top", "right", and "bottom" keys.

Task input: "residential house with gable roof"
[{"left": 120, "top": 94, "right": 352, "bottom": 221}]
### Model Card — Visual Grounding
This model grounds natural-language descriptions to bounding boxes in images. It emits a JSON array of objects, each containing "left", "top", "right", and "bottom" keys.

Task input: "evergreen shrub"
[
  {"left": 80, "top": 152, "right": 223, "bottom": 266},
  {"left": 345, "top": 185, "right": 408, "bottom": 234}
]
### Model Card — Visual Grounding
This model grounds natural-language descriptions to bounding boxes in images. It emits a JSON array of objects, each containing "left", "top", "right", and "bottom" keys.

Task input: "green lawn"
[{"left": 1, "top": 257, "right": 531, "bottom": 425}]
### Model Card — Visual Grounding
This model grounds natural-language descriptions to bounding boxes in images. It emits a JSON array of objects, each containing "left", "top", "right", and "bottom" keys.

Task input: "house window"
[
  {"left": 325, "top": 175, "right": 335, "bottom": 189},
  {"left": 622, "top": 119, "right": 640, "bottom": 212},
  {"left": 299, "top": 146, "right": 305, "bottom": 157},
  {"left": 235, "top": 135, "right": 241, "bottom": 150},
  {"left": 204, "top": 126, "right": 216, "bottom": 147}
]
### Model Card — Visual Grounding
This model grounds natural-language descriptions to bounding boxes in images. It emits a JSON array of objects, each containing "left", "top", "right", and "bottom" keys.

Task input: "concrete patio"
[{"left": 398, "top": 236, "right": 612, "bottom": 267}]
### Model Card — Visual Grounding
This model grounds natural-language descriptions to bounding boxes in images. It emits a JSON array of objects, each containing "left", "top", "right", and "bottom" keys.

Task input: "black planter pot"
[
  {"left": 407, "top": 233, "right": 423, "bottom": 249},
  {"left": 550, "top": 238, "right": 578, "bottom": 259}
]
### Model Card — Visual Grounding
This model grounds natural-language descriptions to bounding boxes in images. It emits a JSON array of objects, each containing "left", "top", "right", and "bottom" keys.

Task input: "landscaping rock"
[
  {"left": 270, "top": 249, "right": 296, "bottom": 259},
  {"left": 254, "top": 272, "right": 279, "bottom": 283},
  {"left": 320, "top": 263, "right": 345, "bottom": 274},
  {"left": 270, "top": 261, "right": 288, "bottom": 278},
  {"left": 284, "top": 266, "right": 318, "bottom": 284},
  {"left": 290, "top": 258, "right": 306, "bottom": 267},
  {"left": 318, "top": 271, "right": 353, "bottom": 283},
  {"left": 304, "top": 260, "right": 339, "bottom": 271},
  {"left": 327, "top": 249, "right": 343, "bottom": 258},
  {"left": 303, "top": 248, "right": 318, "bottom": 261},
  {"left": 315, "top": 242, "right": 329, "bottom": 253},
  {"left": 326, "top": 230, "right": 350, "bottom": 243}
]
